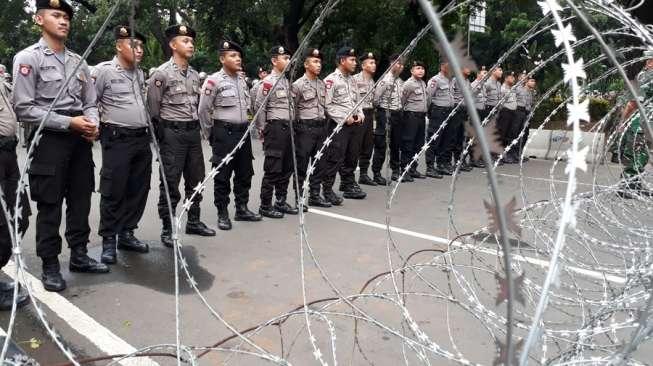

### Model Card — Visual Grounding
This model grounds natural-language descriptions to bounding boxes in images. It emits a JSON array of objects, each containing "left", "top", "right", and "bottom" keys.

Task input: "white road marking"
[
  {"left": 485, "top": 171, "right": 611, "bottom": 188},
  {"left": 2, "top": 261, "right": 160, "bottom": 366},
  {"left": 308, "top": 209, "right": 626, "bottom": 284}
]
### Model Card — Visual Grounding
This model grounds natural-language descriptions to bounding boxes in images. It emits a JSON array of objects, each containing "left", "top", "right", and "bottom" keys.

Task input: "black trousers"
[
  {"left": 515, "top": 107, "right": 530, "bottom": 155},
  {"left": 322, "top": 120, "right": 356, "bottom": 189},
  {"left": 157, "top": 125, "right": 205, "bottom": 226},
  {"left": 339, "top": 119, "right": 366, "bottom": 187},
  {"left": 28, "top": 131, "right": 94, "bottom": 259},
  {"left": 260, "top": 120, "right": 293, "bottom": 205},
  {"left": 98, "top": 128, "right": 152, "bottom": 238},
  {"left": 401, "top": 111, "right": 426, "bottom": 171},
  {"left": 0, "top": 142, "right": 30, "bottom": 268},
  {"left": 210, "top": 122, "right": 254, "bottom": 208},
  {"left": 357, "top": 108, "right": 375, "bottom": 175},
  {"left": 372, "top": 108, "right": 402, "bottom": 173},
  {"left": 450, "top": 109, "right": 467, "bottom": 162},
  {"left": 294, "top": 120, "right": 327, "bottom": 195},
  {"left": 425, "top": 106, "right": 452, "bottom": 167},
  {"left": 497, "top": 108, "right": 519, "bottom": 149}
]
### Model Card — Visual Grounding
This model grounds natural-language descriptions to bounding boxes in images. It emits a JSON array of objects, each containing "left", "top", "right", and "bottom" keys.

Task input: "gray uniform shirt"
[
  {"left": 426, "top": 72, "right": 453, "bottom": 108},
  {"left": 291, "top": 74, "right": 326, "bottom": 121},
  {"left": 198, "top": 69, "right": 250, "bottom": 137},
  {"left": 402, "top": 77, "right": 429, "bottom": 113},
  {"left": 0, "top": 82, "right": 17, "bottom": 137},
  {"left": 12, "top": 38, "right": 99, "bottom": 131},
  {"left": 502, "top": 84, "right": 517, "bottom": 110},
  {"left": 94, "top": 57, "right": 148, "bottom": 128},
  {"left": 352, "top": 72, "right": 374, "bottom": 110},
  {"left": 324, "top": 68, "right": 364, "bottom": 124},
  {"left": 516, "top": 85, "right": 534, "bottom": 111},
  {"left": 484, "top": 78, "right": 503, "bottom": 107},
  {"left": 147, "top": 58, "right": 200, "bottom": 122},
  {"left": 451, "top": 77, "right": 471, "bottom": 106},
  {"left": 374, "top": 73, "right": 403, "bottom": 110},
  {"left": 471, "top": 79, "right": 486, "bottom": 110},
  {"left": 254, "top": 70, "right": 292, "bottom": 129},
  {"left": 250, "top": 79, "right": 262, "bottom": 112}
]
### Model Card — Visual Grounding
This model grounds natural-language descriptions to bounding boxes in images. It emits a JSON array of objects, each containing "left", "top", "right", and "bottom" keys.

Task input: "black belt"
[
  {"left": 0, "top": 135, "right": 17, "bottom": 151},
  {"left": 161, "top": 119, "right": 200, "bottom": 130},
  {"left": 214, "top": 120, "right": 249, "bottom": 132},
  {"left": 55, "top": 110, "right": 84, "bottom": 117},
  {"left": 298, "top": 119, "right": 325, "bottom": 128},
  {"left": 101, "top": 124, "right": 149, "bottom": 137},
  {"left": 268, "top": 119, "right": 290, "bottom": 126},
  {"left": 517, "top": 106, "right": 529, "bottom": 112},
  {"left": 404, "top": 111, "right": 426, "bottom": 115}
]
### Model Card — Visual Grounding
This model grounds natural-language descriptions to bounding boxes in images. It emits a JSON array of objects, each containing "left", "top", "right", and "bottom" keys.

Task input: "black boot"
[
  {"left": 186, "top": 219, "right": 217, "bottom": 236},
  {"left": 358, "top": 173, "right": 377, "bottom": 186},
  {"left": 118, "top": 231, "right": 149, "bottom": 253},
  {"left": 101, "top": 236, "right": 117, "bottom": 265},
  {"left": 275, "top": 200, "right": 299, "bottom": 215},
  {"left": 426, "top": 166, "right": 443, "bottom": 179},
  {"left": 342, "top": 184, "right": 367, "bottom": 199},
  {"left": 458, "top": 161, "right": 473, "bottom": 172},
  {"left": 436, "top": 164, "right": 453, "bottom": 176},
  {"left": 69, "top": 247, "right": 110, "bottom": 274},
  {"left": 0, "top": 281, "right": 29, "bottom": 311},
  {"left": 373, "top": 172, "right": 387, "bottom": 185},
  {"left": 234, "top": 204, "right": 262, "bottom": 222},
  {"left": 470, "top": 159, "right": 486, "bottom": 168},
  {"left": 259, "top": 204, "right": 284, "bottom": 218},
  {"left": 217, "top": 205, "right": 232, "bottom": 230},
  {"left": 410, "top": 169, "right": 426, "bottom": 179},
  {"left": 323, "top": 189, "right": 344, "bottom": 206},
  {"left": 41, "top": 258, "right": 66, "bottom": 292},
  {"left": 161, "top": 220, "right": 174, "bottom": 248},
  {"left": 308, "top": 191, "right": 332, "bottom": 208}
]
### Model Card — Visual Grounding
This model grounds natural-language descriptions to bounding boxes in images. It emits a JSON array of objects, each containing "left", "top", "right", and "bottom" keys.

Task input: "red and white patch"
[
  {"left": 262, "top": 81, "right": 272, "bottom": 96},
  {"left": 205, "top": 88, "right": 212, "bottom": 95},
  {"left": 206, "top": 79, "right": 215, "bottom": 87},
  {"left": 19, "top": 64, "right": 31, "bottom": 76},
  {"left": 325, "top": 79, "right": 334, "bottom": 89}
]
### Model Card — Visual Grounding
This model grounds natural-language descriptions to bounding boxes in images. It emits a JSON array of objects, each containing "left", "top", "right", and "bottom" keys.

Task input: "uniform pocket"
[
  {"left": 38, "top": 70, "right": 63, "bottom": 99},
  {"left": 28, "top": 163, "right": 60, "bottom": 204},
  {"left": 263, "top": 149, "right": 283, "bottom": 173}
]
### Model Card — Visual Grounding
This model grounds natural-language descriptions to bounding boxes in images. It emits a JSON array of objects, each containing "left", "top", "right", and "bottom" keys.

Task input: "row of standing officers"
[{"left": 0, "top": 0, "right": 536, "bottom": 300}]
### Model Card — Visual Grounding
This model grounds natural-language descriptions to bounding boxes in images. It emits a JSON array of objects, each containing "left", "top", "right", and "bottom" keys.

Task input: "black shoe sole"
[
  {"left": 185, "top": 230, "right": 217, "bottom": 237},
  {"left": 69, "top": 265, "right": 110, "bottom": 274},
  {"left": 359, "top": 180, "right": 377, "bottom": 186},
  {"left": 234, "top": 216, "right": 263, "bottom": 222},
  {"left": 117, "top": 245, "right": 149, "bottom": 254},
  {"left": 308, "top": 201, "right": 332, "bottom": 208},
  {"left": 42, "top": 282, "right": 66, "bottom": 292},
  {"left": 101, "top": 256, "right": 117, "bottom": 265}
]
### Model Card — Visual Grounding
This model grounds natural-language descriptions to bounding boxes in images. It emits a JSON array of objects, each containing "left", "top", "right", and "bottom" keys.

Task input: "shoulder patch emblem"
[
  {"left": 326, "top": 79, "right": 334, "bottom": 89},
  {"left": 155, "top": 79, "right": 162, "bottom": 87},
  {"left": 19, "top": 64, "right": 32, "bottom": 76}
]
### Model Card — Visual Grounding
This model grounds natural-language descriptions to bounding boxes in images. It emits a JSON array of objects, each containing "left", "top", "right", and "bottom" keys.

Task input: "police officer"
[
  {"left": 401, "top": 61, "right": 429, "bottom": 180},
  {"left": 147, "top": 24, "right": 216, "bottom": 247},
  {"left": 199, "top": 40, "right": 262, "bottom": 231},
  {"left": 449, "top": 67, "right": 473, "bottom": 172},
  {"left": 373, "top": 54, "right": 405, "bottom": 183},
  {"left": 255, "top": 46, "right": 298, "bottom": 218},
  {"left": 0, "top": 68, "right": 30, "bottom": 309},
  {"left": 516, "top": 75, "right": 536, "bottom": 162},
  {"left": 12, "top": 0, "right": 109, "bottom": 292},
  {"left": 497, "top": 71, "right": 518, "bottom": 163},
  {"left": 425, "top": 61, "right": 453, "bottom": 178},
  {"left": 322, "top": 47, "right": 365, "bottom": 205},
  {"left": 94, "top": 26, "right": 151, "bottom": 264},
  {"left": 484, "top": 66, "right": 504, "bottom": 163},
  {"left": 353, "top": 52, "right": 377, "bottom": 186},
  {"left": 291, "top": 48, "right": 331, "bottom": 208},
  {"left": 250, "top": 66, "right": 268, "bottom": 113},
  {"left": 469, "top": 67, "right": 488, "bottom": 168}
]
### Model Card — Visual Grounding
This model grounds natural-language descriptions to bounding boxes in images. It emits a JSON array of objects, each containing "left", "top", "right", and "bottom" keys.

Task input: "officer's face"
[
  {"left": 505, "top": 75, "right": 515, "bottom": 85},
  {"left": 477, "top": 70, "right": 487, "bottom": 80},
  {"left": 339, "top": 56, "right": 357, "bottom": 74},
  {"left": 170, "top": 36, "right": 195, "bottom": 59},
  {"left": 117, "top": 39, "right": 144, "bottom": 65},
  {"left": 304, "top": 57, "right": 322, "bottom": 76},
  {"left": 362, "top": 59, "right": 376, "bottom": 74},
  {"left": 272, "top": 55, "right": 290, "bottom": 72},
  {"left": 493, "top": 68, "right": 503, "bottom": 79},
  {"left": 36, "top": 9, "right": 70, "bottom": 39},
  {"left": 392, "top": 61, "right": 404, "bottom": 75},
  {"left": 462, "top": 67, "right": 471, "bottom": 77},
  {"left": 220, "top": 51, "right": 242, "bottom": 73},
  {"left": 440, "top": 63, "right": 449, "bottom": 76},
  {"left": 258, "top": 71, "right": 268, "bottom": 79},
  {"left": 646, "top": 59, "right": 653, "bottom": 70},
  {"left": 411, "top": 66, "right": 425, "bottom": 79},
  {"left": 527, "top": 79, "right": 536, "bottom": 89}
]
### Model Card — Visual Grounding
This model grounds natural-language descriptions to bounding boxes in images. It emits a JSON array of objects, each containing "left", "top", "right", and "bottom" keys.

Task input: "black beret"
[
  {"left": 411, "top": 60, "right": 426, "bottom": 68},
  {"left": 270, "top": 45, "right": 290, "bottom": 57},
  {"left": 219, "top": 40, "right": 243, "bottom": 56},
  {"left": 335, "top": 47, "right": 356, "bottom": 59},
  {"left": 36, "top": 0, "right": 74, "bottom": 19},
  {"left": 114, "top": 25, "right": 147, "bottom": 44},
  {"left": 359, "top": 52, "right": 376, "bottom": 62},
  {"left": 165, "top": 24, "right": 196, "bottom": 40},
  {"left": 304, "top": 48, "right": 322, "bottom": 60}
]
